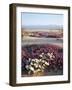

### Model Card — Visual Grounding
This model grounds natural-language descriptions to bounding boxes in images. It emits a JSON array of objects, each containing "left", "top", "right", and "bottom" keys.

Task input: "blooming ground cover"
[{"left": 21, "top": 44, "right": 63, "bottom": 77}]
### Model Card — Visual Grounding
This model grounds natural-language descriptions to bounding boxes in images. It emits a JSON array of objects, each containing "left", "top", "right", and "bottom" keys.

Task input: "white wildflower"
[
  {"left": 29, "top": 58, "right": 31, "bottom": 61},
  {"left": 47, "top": 52, "right": 55, "bottom": 60},
  {"left": 29, "top": 66, "right": 34, "bottom": 71},
  {"left": 42, "top": 60, "right": 45, "bottom": 63},
  {"left": 32, "top": 59, "right": 35, "bottom": 62},
  {"left": 43, "top": 64, "right": 45, "bottom": 67},
  {"left": 35, "top": 59, "right": 39, "bottom": 63},
  {"left": 42, "top": 53, "right": 44, "bottom": 55},
  {"left": 45, "top": 62, "right": 49, "bottom": 66},
  {"left": 39, "top": 54, "right": 43, "bottom": 58},
  {"left": 42, "top": 66, "right": 45, "bottom": 70},
  {"left": 39, "top": 59, "right": 42, "bottom": 62},
  {"left": 34, "top": 63, "right": 38, "bottom": 68},
  {"left": 39, "top": 65, "right": 41, "bottom": 69},
  {"left": 31, "top": 62, "right": 33, "bottom": 65},
  {"left": 25, "top": 65, "right": 29, "bottom": 70}
]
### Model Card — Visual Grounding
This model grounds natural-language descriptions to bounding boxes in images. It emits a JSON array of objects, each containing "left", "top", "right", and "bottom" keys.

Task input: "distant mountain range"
[{"left": 22, "top": 25, "right": 63, "bottom": 30}]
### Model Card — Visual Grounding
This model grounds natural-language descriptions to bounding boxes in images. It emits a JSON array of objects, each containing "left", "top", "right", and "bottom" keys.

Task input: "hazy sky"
[{"left": 21, "top": 12, "right": 63, "bottom": 28}]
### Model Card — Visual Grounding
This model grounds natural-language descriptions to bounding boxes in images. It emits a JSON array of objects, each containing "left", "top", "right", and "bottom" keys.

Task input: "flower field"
[{"left": 21, "top": 44, "right": 63, "bottom": 77}]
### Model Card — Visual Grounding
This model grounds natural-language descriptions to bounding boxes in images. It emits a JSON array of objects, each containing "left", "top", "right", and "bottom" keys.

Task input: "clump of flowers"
[{"left": 25, "top": 52, "right": 55, "bottom": 76}]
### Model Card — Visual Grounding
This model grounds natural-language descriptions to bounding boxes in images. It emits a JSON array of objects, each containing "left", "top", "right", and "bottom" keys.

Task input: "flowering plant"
[{"left": 24, "top": 52, "right": 55, "bottom": 76}]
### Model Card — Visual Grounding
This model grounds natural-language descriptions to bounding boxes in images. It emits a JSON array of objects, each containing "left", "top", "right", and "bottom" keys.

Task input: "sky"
[{"left": 21, "top": 12, "right": 63, "bottom": 28}]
